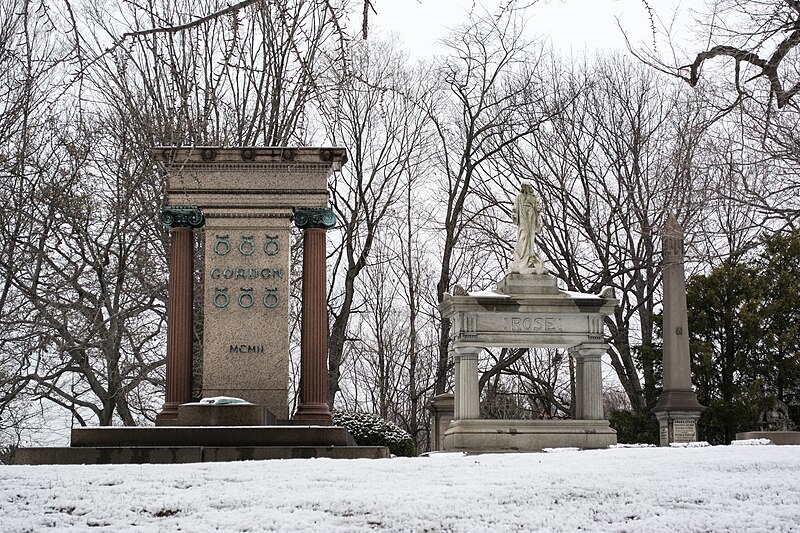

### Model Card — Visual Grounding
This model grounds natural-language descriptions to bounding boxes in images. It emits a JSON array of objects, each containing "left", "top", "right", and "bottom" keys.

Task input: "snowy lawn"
[{"left": 2, "top": 444, "right": 799, "bottom": 532}]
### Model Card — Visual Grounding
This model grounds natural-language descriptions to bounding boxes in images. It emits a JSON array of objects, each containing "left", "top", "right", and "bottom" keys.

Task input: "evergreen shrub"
[
  {"left": 0, "top": 444, "right": 16, "bottom": 465},
  {"left": 608, "top": 409, "right": 659, "bottom": 445},
  {"left": 332, "top": 411, "right": 416, "bottom": 457}
]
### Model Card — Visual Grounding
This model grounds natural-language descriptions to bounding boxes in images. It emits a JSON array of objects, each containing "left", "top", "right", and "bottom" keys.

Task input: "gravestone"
[
  {"left": 155, "top": 147, "right": 345, "bottom": 421},
  {"left": 11, "top": 146, "right": 394, "bottom": 463},
  {"left": 439, "top": 183, "right": 619, "bottom": 452},
  {"left": 735, "top": 399, "right": 800, "bottom": 445},
  {"left": 652, "top": 213, "right": 705, "bottom": 445}
]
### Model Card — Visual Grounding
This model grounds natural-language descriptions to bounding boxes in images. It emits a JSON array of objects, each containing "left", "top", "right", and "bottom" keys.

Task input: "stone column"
[
  {"left": 453, "top": 347, "right": 481, "bottom": 420},
  {"left": 293, "top": 207, "right": 336, "bottom": 424},
  {"left": 453, "top": 347, "right": 461, "bottom": 419},
  {"left": 571, "top": 348, "right": 584, "bottom": 420},
  {"left": 156, "top": 206, "right": 204, "bottom": 425},
  {"left": 577, "top": 345, "right": 606, "bottom": 420},
  {"left": 426, "top": 393, "right": 455, "bottom": 452}
]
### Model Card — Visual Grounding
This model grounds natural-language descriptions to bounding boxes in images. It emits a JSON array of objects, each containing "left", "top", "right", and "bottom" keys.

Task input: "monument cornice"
[
  {"left": 163, "top": 163, "right": 337, "bottom": 173},
  {"left": 169, "top": 188, "right": 328, "bottom": 196},
  {"left": 438, "top": 292, "right": 618, "bottom": 317},
  {"left": 153, "top": 146, "right": 347, "bottom": 169}
]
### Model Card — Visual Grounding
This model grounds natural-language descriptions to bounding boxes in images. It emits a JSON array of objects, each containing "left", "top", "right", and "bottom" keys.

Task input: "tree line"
[{"left": 1, "top": 0, "right": 798, "bottom": 451}]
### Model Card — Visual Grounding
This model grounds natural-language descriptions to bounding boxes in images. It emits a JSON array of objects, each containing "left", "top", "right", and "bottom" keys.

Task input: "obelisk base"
[{"left": 655, "top": 411, "right": 702, "bottom": 446}]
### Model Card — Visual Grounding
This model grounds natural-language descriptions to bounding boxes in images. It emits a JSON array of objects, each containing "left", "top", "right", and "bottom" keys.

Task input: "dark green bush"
[
  {"left": 0, "top": 444, "right": 16, "bottom": 465},
  {"left": 608, "top": 409, "right": 659, "bottom": 445},
  {"left": 332, "top": 411, "right": 416, "bottom": 457}
]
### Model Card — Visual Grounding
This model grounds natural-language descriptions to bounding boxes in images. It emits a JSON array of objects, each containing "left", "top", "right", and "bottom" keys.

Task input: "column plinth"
[
  {"left": 293, "top": 208, "right": 336, "bottom": 424},
  {"left": 156, "top": 206, "right": 204, "bottom": 425}
]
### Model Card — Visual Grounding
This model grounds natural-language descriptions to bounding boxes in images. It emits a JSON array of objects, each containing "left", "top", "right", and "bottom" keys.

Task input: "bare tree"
[
  {"left": 481, "top": 54, "right": 714, "bottom": 413},
  {"left": 320, "top": 37, "right": 432, "bottom": 407},
  {"left": 428, "top": 6, "right": 558, "bottom": 396}
]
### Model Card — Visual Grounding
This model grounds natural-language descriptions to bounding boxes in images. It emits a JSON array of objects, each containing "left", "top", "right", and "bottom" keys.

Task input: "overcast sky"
[{"left": 371, "top": 0, "right": 691, "bottom": 58}]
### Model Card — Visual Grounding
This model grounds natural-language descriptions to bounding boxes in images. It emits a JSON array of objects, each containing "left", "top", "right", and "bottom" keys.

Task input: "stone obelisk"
[{"left": 653, "top": 213, "right": 704, "bottom": 445}]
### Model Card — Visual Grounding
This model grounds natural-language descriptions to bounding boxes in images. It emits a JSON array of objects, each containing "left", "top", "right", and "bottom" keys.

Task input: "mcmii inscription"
[
  {"left": 211, "top": 234, "right": 283, "bottom": 310},
  {"left": 229, "top": 344, "right": 265, "bottom": 354}
]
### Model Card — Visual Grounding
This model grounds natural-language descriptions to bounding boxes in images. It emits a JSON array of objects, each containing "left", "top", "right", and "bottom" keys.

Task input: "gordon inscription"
[{"left": 210, "top": 233, "right": 284, "bottom": 311}]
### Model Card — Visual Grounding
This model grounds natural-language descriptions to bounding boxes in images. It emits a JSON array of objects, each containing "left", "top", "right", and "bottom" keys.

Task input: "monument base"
[
  {"left": 735, "top": 431, "right": 800, "bottom": 445},
  {"left": 654, "top": 411, "right": 702, "bottom": 446},
  {"left": 12, "top": 426, "right": 389, "bottom": 464},
  {"left": 443, "top": 419, "right": 617, "bottom": 453},
  {"left": 172, "top": 402, "right": 277, "bottom": 426}
]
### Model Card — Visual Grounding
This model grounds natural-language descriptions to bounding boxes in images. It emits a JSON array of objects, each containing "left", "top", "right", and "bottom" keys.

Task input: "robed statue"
[{"left": 511, "top": 182, "right": 544, "bottom": 272}]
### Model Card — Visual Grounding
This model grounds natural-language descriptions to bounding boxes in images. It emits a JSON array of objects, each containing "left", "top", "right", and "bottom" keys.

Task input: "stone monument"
[
  {"left": 652, "top": 213, "right": 705, "bottom": 445},
  {"left": 154, "top": 146, "right": 343, "bottom": 424},
  {"left": 736, "top": 398, "right": 800, "bottom": 445},
  {"left": 439, "top": 183, "right": 619, "bottom": 452},
  {"left": 11, "top": 146, "right": 392, "bottom": 464}
]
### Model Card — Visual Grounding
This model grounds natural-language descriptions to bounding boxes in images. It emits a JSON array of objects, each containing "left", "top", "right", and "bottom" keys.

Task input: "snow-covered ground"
[{"left": 2, "top": 443, "right": 799, "bottom": 532}]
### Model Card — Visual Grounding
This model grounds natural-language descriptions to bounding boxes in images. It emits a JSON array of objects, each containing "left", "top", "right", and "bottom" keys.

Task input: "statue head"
[{"left": 520, "top": 181, "right": 534, "bottom": 195}]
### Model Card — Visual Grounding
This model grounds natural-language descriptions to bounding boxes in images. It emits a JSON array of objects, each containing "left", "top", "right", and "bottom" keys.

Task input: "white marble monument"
[{"left": 439, "top": 183, "right": 618, "bottom": 452}]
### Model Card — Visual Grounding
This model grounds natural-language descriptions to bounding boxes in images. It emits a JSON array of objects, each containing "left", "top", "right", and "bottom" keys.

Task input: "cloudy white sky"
[{"left": 372, "top": 0, "right": 691, "bottom": 58}]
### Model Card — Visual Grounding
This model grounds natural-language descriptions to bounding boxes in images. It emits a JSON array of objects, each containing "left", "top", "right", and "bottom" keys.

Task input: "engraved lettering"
[
  {"left": 210, "top": 268, "right": 221, "bottom": 280},
  {"left": 505, "top": 315, "right": 562, "bottom": 332},
  {"left": 229, "top": 344, "right": 264, "bottom": 354}
]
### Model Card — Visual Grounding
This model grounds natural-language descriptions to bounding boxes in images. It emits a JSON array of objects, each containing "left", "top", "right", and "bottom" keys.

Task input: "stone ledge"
[
  {"left": 443, "top": 419, "right": 617, "bottom": 453},
  {"left": 12, "top": 446, "right": 389, "bottom": 465},
  {"left": 71, "top": 426, "right": 353, "bottom": 448},
  {"left": 736, "top": 431, "right": 800, "bottom": 445},
  {"left": 171, "top": 403, "right": 277, "bottom": 427}
]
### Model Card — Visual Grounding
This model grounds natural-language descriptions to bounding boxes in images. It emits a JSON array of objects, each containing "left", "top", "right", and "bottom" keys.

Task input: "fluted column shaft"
[
  {"left": 157, "top": 206, "right": 204, "bottom": 425},
  {"left": 454, "top": 347, "right": 482, "bottom": 420},
  {"left": 293, "top": 208, "right": 336, "bottom": 423},
  {"left": 572, "top": 349, "right": 584, "bottom": 420},
  {"left": 577, "top": 345, "right": 606, "bottom": 421}
]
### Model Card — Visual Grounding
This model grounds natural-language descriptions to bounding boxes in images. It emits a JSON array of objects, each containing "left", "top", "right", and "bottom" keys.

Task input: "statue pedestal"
[{"left": 496, "top": 271, "right": 559, "bottom": 295}]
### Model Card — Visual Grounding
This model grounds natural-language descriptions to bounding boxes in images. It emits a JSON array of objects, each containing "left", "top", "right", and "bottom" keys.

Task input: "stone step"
[
  {"left": 70, "top": 426, "right": 355, "bottom": 448},
  {"left": 12, "top": 445, "right": 390, "bottom": 465}
]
